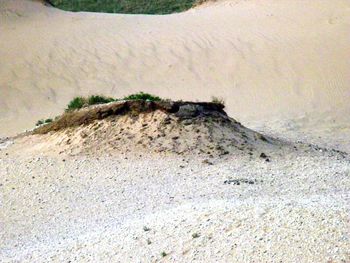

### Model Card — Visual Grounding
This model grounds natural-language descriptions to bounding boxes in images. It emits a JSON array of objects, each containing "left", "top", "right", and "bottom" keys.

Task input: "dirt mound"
[
  {"left": 33, "top": 100, "right": 226, "bottom": 134},
  {"left": 14, "top": 100, "right": 276, "bottom": 156}
]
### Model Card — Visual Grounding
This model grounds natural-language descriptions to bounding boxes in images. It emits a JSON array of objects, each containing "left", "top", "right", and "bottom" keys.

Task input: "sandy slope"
[
  {"left": 1, "top": 0, "right": 349, "bottom": 137},
  {"left": 1, "top": 101, "right": 349, "bottom": 262}
]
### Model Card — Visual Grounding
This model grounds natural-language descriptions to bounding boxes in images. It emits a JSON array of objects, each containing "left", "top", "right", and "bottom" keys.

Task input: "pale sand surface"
[
  {"left": 1, "top": 0, "right": 350, "bottom": 137},
  {"left": 1, "top": 0, "right": 350, "bottom": 262},
  {"left": 0, "top": 108, "right": 349, "bottom": 262},
  {"left": 0, "top": 147, "right": 349, "bottom": 262}
]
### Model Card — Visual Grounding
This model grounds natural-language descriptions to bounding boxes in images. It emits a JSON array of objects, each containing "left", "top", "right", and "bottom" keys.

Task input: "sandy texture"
[
  {"left": 1, "top": 104, "right": 349, "bottom": 262},
  {"left": 1, "top": 1, "right": 350, "bottom": 262},
  {"left": 1, "top": 0, "right": 350, "bottom": 136},
  {"left": 1, "top": 146, "right": 349, "bottom": 262}
]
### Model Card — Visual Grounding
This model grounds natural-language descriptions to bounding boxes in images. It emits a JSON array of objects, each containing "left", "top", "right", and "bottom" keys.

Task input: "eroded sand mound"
[{"left": 15, "top": 100, "right": 276, "bottom": 156}]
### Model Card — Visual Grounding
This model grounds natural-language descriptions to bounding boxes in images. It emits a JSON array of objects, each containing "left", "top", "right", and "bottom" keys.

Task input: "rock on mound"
[{"left": 29, "top": 100, "right": 275, "bottom": 156}]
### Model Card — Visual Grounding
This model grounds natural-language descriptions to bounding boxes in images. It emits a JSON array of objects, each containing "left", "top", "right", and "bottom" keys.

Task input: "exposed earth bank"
[{"left": 10, "top": 100, "right": 278, "bottom": 157}]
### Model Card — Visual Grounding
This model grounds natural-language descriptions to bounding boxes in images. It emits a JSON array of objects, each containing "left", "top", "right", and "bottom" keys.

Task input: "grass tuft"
[
  {"left": 48, "top": 0, "right": 201, "bottom": 15},
  {"left": 123, "top": 92, "right": 161, "bottom": 102},
  {"left": 66, "top": 97, "right": 87, "bottom": 111},
  {"left": 36, "top": 118, "right": 53, "bottom": 126},
  {"left": 88, "top": 95, "right": 115, "bottom": 105},
  {"left": 36, "top": 120, "right": 44, "bottom": 126},
  {"left": 65, "top": 92, "right": 163, "bottom": 112}
]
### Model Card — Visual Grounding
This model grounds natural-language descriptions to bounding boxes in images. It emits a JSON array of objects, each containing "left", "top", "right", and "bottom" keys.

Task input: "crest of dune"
[{"left": 0, "top": 0, "right": 349, "bottom": 136}]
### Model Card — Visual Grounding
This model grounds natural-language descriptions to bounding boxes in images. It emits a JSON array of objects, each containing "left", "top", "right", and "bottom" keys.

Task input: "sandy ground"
[
  {"left": 1, "top": 0, "right": 350, "bottom": 262},
  {"left": 0, "top": 106, "right": 349, "bottom": 262},
  {"left": 0, "top": 142, "right": 349, "bottom": 262},
  {"left": 1, "top": 0, "right": 349, "bottom": 136}
]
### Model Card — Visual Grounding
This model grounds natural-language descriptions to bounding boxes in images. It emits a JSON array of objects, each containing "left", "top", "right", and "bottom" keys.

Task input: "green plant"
[
  {"left": 66, "top": 97, "right": 87, "bottom": 111},
  {"left": 66, "top": 95, "right": 116, "bottom": 112},
  {"left": 48, "top": 0, "right": 200, "bottom": 15},
  {"left": 36, "top": 120, "right": 44, "bottom": 126},
  {"left": 36, "top": 118, "right": 53, "bottom": 126},
  {"left": 65, "top": 92, "right": 163, "bottom": 112},
  {"left": 211, "top": 96, "right": 225, "bottom": 106},
  {"left": 123, "top": 92, "right": 161, "bottom": 102},
  {"left": 88, "top": 95, "right": 115, "bottom": 105},
  {"left": 161, "top": 251, "right": 167, "bottom": 257}
]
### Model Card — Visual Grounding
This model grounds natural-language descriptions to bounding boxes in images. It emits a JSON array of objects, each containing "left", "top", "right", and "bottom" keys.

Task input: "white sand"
[
  {"left": 1, "top": 148, "right": 349, "bottom": 262},
  {"left": 1, "top": 1, "right": 350, "bottom": 262},
  {"left": 1, "top": 0, "right": 349, "bottom": 136},
  {"left": 1, "top": 105, "right": 349, "bottom": 262}
]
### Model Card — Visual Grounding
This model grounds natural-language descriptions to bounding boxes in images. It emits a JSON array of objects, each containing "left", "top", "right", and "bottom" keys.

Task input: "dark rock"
[
  {"left": 260, "top": 153, "right": 268, "bottom": 158},
  {"left": 175, "top": 104, "right": 202, "bottom": 119}
]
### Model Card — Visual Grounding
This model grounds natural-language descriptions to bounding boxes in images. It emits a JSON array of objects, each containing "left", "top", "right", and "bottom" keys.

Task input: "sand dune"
[
  {"left": 1, "top": 2, "right": 350, "bottom": 261},
  {"left": 0, "top": 0, "right": 349, "bottom": 137}
]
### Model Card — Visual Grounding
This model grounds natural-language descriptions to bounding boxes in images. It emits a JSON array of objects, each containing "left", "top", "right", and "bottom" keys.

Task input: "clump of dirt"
[{"left": 23, "top": 100, "right": 277, "bottom": 156}]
